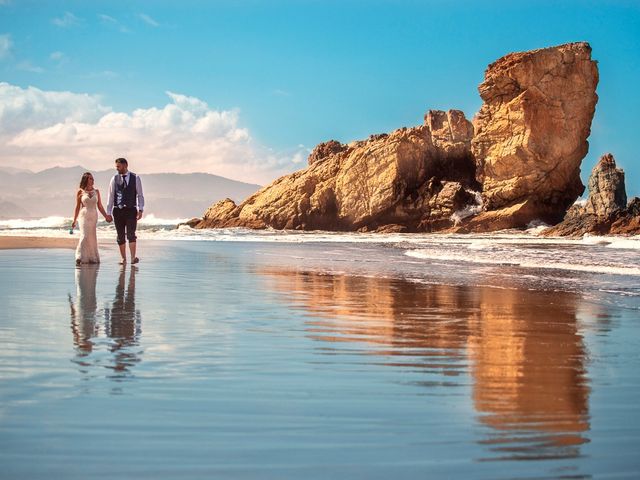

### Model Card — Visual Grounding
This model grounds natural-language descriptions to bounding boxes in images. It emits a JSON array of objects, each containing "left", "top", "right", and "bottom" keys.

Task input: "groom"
[{"left": 106, "top": 158, "right": 145, "bottom": 264}]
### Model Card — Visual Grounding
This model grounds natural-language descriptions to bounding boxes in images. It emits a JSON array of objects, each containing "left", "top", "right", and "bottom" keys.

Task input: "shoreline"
[{"left": 0, "top": 235, "right": 78, "bottom": 250}]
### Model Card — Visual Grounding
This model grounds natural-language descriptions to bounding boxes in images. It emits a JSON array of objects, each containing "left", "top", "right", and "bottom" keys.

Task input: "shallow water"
[{"left": 1, "top": 240, "right": 639, "bottom": 479}]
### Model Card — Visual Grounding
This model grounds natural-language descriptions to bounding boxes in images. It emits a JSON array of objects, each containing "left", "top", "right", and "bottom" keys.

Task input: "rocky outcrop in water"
[
  {"left": 543, "top": 153, "right": 639, "bottom": 237},
  {"left": 583, "top": 153, "right": 627, "bottom": 217},
  {"left": 195, "top": 109, "right": 479, "bottom": 232},
  {"left": 461, "top": 42, "right": 599, "bottom": 231},
  {"left": 194, "top": 42, "right": 600, "bottom": 233}
]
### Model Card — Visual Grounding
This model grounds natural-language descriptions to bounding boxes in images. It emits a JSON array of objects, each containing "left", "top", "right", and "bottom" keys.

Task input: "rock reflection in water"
[
  {"left": 258, "top": 269, "right": 590, "bottom": 461},
  {"left": 469, "top": 288, "right": 589, "bottom": 461}
]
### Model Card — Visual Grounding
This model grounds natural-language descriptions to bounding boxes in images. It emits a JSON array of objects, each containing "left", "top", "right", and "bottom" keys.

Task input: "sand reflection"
[{"left": 259, "top": 268, "right": 590, "bottom": 461}]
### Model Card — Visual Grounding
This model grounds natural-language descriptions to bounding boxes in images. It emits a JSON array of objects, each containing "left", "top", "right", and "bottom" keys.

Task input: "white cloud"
[
  {"left": 99, "top": 14, "right": 130, "bottom": 33},
  {"left": 0, "top": 82, "right": 109, "bottom": 134},
  {"left": 16, "top": 60, "right": 44, "bottom": 73},
  {"left": 291, "top": 151, "right": 305, "bottom": 164},
  {"left": 138, "top": 13, "right": 160, "bottom": 27},
  {"left": 0, "top": 33, "right": 12, "bottom": 60},
  {"left": 99, "top": 14, "right": 117, "bottom": 23},
  {"left": 52, "top": 12, "right": 82, "bottom": 28},
  {"left": 0, "top": 82, "right": 303, "bottom": 184},
  {"left": 83, "top": 70, "right": 119, "bottom": 79}
]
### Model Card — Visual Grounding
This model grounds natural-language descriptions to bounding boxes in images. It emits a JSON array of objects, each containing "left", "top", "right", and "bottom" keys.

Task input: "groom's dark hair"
[{"left": 115, "top": 157, "right": 128, "bottom": 165}]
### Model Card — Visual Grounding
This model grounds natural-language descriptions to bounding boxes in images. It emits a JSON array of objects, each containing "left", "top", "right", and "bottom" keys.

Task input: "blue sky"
[{"left": 1, "top": 0, "right": 639, "bottom": 195}]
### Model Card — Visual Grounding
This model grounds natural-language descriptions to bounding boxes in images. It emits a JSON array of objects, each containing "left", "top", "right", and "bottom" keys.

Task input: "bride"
[{"left": 71, "top": 172, "right": 109, "bottom": 265}]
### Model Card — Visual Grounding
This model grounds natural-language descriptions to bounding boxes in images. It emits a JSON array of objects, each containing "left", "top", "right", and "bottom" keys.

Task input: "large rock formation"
[
  {"left": 543, "top": 154, "right": 639, "bottom": 237},
  {"left": 462, "top": 42, "right": 599, "bottom": 231},
  {"left": 194, "top": 42, "right": 600, "bottom": 234},
  {"left": 195, "top": 109, "right": 479, "bottom": 232}
]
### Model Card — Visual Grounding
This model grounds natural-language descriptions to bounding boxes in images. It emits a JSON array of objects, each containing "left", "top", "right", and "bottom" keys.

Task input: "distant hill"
[
  {"left": 0, "top": 200, "right": 30, "bottom": 219},
  {"left": 0, "top": 166, "right": 261, "bottom": 219}
]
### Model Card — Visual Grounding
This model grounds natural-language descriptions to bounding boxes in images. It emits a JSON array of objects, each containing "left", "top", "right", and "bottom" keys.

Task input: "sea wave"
[
  {"left": 404, "top": 248, "right": 640, "bottom": 276},
  {"left": 0, "top": 216, "right": 69, "bottom": 230},
  {"left": 2, "top": 215, "right": 640, "bottom": 273},
  {"left": 138, "top": 214, "right": 191, "bottom": 226}
]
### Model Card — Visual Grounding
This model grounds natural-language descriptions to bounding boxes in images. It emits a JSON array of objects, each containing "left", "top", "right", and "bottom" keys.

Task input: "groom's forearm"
[
  {"left": 136, "top": 176, "right": 145, "bottom": 212},
  {"left": 106, "top": 178, "right": 115, "bottom": 214}
]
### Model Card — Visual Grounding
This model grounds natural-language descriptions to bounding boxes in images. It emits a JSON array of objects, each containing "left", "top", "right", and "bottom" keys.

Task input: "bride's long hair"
[{"left": 79, "top": 172, "right": 93, "bottom": 190}]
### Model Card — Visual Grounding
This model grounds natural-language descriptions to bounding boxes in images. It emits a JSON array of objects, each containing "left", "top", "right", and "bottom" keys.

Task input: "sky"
[{"left": 0, "top": 0, "right": 639, "bottom": 194}]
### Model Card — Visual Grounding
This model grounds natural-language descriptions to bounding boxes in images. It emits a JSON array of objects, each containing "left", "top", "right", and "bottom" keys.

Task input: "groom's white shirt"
[{"left": 106, "top": 172, "right": 145, "bottom": 215}]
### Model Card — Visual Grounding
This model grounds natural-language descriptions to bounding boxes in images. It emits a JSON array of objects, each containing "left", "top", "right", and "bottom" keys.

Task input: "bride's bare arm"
[
  {"left": 71, "top": 190, "right": 82, "bottom": 228},
  {"left": 96, "top": 190, "right": 109, "bottom": 219}
]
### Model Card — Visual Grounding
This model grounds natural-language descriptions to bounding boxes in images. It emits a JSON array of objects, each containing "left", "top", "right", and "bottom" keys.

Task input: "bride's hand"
[{"left": 71, "top": 221, "right": 77, "bottom": 229}]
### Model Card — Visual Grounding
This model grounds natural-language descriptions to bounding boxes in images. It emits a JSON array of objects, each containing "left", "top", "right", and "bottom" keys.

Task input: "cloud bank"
[{"left": 0, "top": 82, "right": 305, "bottom": 184}]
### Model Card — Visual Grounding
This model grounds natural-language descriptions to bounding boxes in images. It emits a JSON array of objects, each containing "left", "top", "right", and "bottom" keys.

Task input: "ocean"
[{"left": 1, "top": 217, "right": 639, "bottom": 478}]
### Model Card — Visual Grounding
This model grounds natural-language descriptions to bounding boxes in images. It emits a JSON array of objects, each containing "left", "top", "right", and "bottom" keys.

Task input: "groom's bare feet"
[
  {"left": 132, "top": 257, "right": 140, "bottom": 264},
  {"left": 119, "top": 258, "right": 126, "bottom": 265}
]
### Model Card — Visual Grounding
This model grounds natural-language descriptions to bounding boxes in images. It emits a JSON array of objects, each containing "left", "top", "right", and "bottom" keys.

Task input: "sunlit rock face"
[
  {"left": 583, "top": 153, "right": 627, "bottom": 217},
  {"left": 466, "top": 42, "right": 599, "bottom": 230},
  {"left": 195, "top": 109, "right": 478, "bottom": 232},
  {"left": 196, "top": 42, "right": 600, "bottom": 234}
]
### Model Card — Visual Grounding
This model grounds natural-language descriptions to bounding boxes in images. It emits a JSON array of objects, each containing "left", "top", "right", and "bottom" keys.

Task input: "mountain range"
[{"left": 0, "top": 166, "right": 261, "bottom": 219}]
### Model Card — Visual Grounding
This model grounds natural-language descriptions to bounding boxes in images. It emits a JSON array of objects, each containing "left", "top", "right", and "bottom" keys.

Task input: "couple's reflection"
[
  {"left": 259, "top": 269, "right": 592, "bottom": 462},
  {"left": 69, "top": 265, "right": 142, "bottom": 380},
  {"left": 69, "top": 264, "right": 100, "bottom": 362}
]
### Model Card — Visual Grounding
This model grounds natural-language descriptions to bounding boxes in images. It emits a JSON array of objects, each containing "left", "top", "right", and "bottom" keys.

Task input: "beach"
[
  {"left": 4, "top": 1, "right": 640, "bottom": 477},
  {"left": 1, "top": 234, "right": 639, "bottom": 479},
  {"left": 0, "top": 235, "right": 77, "bottom": 249}
]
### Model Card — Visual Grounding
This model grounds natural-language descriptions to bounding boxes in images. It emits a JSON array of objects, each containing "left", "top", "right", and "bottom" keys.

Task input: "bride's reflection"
[
  {"left": 69, "top": 264, "right": 100, "bottom": 365},
  {"left": 105, "top": 266, "right": 142, "bottom": 378},
  {"left": 258, "top": 268, "right": 591, "bottom": 462}
]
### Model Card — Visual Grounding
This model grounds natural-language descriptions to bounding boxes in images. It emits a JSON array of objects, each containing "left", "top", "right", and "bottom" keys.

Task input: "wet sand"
[
  {"left": 1, "top": 240, "right": 639, "bottom": 479},
  {"left": 0, "top": 235, "right": 77, "bottom": 249}
]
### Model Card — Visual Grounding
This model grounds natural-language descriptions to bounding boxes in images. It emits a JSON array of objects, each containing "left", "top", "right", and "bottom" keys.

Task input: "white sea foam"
[
  {"left": 579, "top": 234, "right": 640, "bottom": 250},
  {"left": 450, "top": 190, "right": 483, "bottom": 225},
  {"left": 1, "top": 216, "right": 638, "bottom": 251},
  {"left": 404, "top": 249, "right": 640, "bottom": 276},
  {"left": 138, "top": 214, "right": 191, "bottom": 226},
  {"left": 0, "top": 216, "right": 69, "bottom": 229}
]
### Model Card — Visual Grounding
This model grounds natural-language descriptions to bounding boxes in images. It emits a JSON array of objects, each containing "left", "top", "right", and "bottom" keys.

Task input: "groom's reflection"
[{"left": 105, "top": 266, "right": 142, "bottom": 378}]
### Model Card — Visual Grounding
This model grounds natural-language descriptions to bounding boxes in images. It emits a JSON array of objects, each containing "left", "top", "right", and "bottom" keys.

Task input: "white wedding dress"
[{"left": 75, "top": 190, "right": 100, "bottom": 264}]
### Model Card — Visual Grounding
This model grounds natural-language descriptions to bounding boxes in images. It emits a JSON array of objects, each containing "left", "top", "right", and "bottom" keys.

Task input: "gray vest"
[{"left": 116, "top": 172, "right": 137, "bottom": 208}]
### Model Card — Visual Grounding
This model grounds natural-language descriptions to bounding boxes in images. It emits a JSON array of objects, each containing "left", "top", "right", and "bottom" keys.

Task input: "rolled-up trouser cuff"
[{"left": 114, "top": 207, "right": 138, "bottom": 245}]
